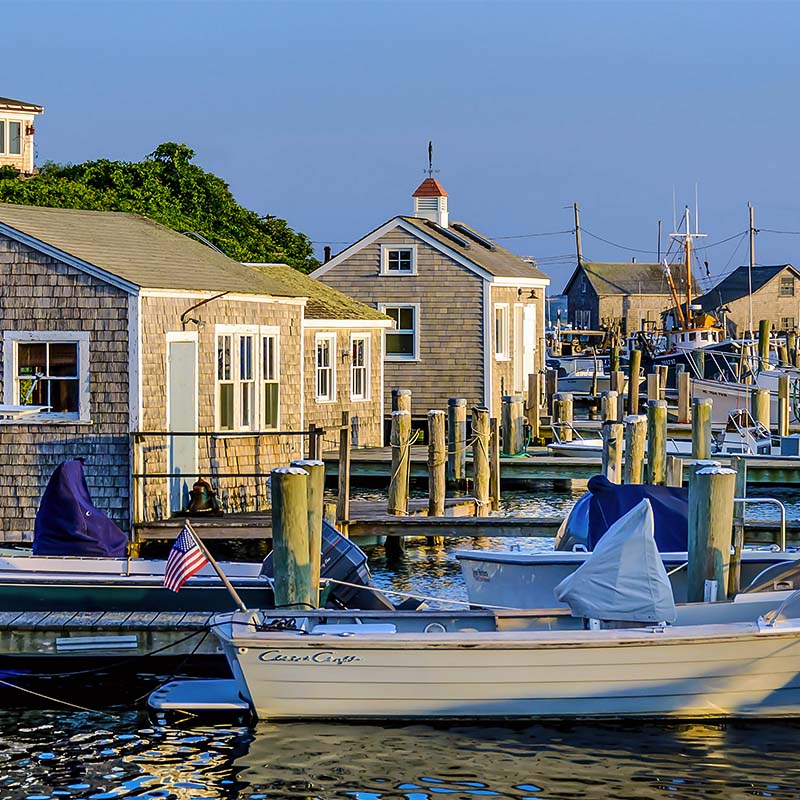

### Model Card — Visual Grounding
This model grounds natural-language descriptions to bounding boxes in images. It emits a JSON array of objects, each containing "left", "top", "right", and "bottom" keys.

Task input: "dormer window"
[{"left": 380, "top": 244, "right": 417, "bottom": 275}]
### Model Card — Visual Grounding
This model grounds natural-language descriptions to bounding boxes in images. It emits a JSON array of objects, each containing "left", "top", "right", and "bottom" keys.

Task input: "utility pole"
[
  {"left": 573, "top": 202, "right": 583, "bottom": 266},
  {"left": 748, "top": 203, "right": 755, "bottom": 339},
  {"left": 657, "top": 219, "right": 662, "bottom": 262}
]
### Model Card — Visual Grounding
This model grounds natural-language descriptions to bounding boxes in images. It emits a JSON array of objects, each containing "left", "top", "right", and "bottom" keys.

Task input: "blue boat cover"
[
  {"left": 33, "top": 460, "right": 128, "bottom": 557},
  {"left": 586, "top": 475, "right": 688, "bottom": 551}
]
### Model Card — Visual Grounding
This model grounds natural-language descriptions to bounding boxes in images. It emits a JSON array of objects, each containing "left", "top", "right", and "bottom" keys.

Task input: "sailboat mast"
[{"left": 685, "top": 207, "right": 693, "bottom": 327}]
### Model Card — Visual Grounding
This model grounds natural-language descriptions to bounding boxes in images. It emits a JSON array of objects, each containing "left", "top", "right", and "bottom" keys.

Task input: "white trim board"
[{"left": 302, "top": 318, "right": 394, "bottom": 330}]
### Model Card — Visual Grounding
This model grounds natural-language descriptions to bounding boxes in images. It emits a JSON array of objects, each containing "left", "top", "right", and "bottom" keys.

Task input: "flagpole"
[{"left": 183, "top": 520, "right": 249, "bottom": 612}]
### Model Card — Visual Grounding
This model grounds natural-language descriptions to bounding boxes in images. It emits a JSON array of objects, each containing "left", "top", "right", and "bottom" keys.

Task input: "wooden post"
[
  {"left": 677, "top": 371, "right": 691, "bottom": 424},
  {"left": 447, "top": 398, "right": 467, "bottom": 489},
  {"left": 646, "top": 399, "right": 667, "bottom": 485},
  {"left": 779, "top": 374, "right": 790, "bottom": 438},
  {"left": 623, "top": 414, "right": 646, "bottom": 484},
  {"left": 758, "top": 319, "right": 771, "bottom": 372},
  {"left": 489, "top": 416, "right": 501, "bottom": 511},
  {"left": 471, "top": 406, "right": 490, "bottom": 517},
  {"left": 778, "top": 344, "right": 789, "bottom": 368},
  {"left": 553, "top": 392, "right": 574, "bottom": 442},
  {"left": 270, "top": 466, "right": 313, "bottom": 610},
  {"left": 687, "top": 465, "right": 736, "bottom": 602},
  {"left": 501, "top": 395, "right": 525, "bottom": 455},
  {"left": 392, "top": 387, "right": 412, "bottom": 413},
  {"left": 388, "top": 410, "right": 411, "bottom": 517},
  {"left": 545, "top": 368, "right": 558, "bottom": 415},
  {"left": 610, "top": 345, "right": 620, "bottom": 372},
  {"left": 729, "top": 456, "right": 747, "bottom": 597},
  {"left": 307, "top": 422, "right": 319, "bottom": 460},
  {"left": 657, "top": 365, "right": 669, "bottom": 392},
  {"left": 527, "top": 372, "right": 541, "bottom": 444},
  {"left": 691, "top": 397, "right": 713, "bottom": 459},
  {"left": 627, "top": 349, "right": 641, "bottom": 415},
  {"left": 290, "top": 458, "right": 324, "bottom": 606},
  {"left": 666, "top": 455, "right": 683, "bottom": 488},
  {"left": 427, "top": 410, "right": 446, "bottom": 517},
  {"left": 646, "top": 372, "right": 660, "bottom": 404},
  {"left": 751, "top": 387, "right": 770, "bottom": 430},
  {"left": 610, "top": 370, "right": 625, "bottom": 408},
  {"left": 788, "top": 330, "right": 798, "bottom": 366},
  {"left": 600, "top": 390, "right": 618, "bottom": 422},
  {"left": 601, "top": 421, "right": 623, "bottom": 484},
  {"left": 335, "top": 410, "right": 351, "bottom": 529}
]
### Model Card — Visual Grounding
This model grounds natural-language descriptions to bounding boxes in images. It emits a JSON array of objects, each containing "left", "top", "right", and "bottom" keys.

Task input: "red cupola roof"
[{"left": 412, "top": 178, "right": 448, "bottom": 198}]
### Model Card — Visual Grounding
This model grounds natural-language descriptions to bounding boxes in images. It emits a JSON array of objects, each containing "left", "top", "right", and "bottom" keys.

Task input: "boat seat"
[{"left": 309, "top": 623, "right": 397, "bottom": 635}]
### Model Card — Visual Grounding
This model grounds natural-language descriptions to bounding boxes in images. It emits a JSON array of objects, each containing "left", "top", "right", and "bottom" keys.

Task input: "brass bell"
[{"left": 187, "top": 478, "right": 220, "bottom": 514}]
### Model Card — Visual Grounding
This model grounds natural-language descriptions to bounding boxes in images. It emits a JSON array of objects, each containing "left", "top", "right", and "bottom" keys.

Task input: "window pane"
[
  {"left": 19, "top": 376, "right": 46, "bottom": 406},
  {"left": 18, "top": 343, "right": 46, "bottom": 376},
  {"left": 240, "top": 336, "right": 253, "bottom": 380},
  {"left": 49, "top": 379, "right": 79, "bottom": 413},
  {"left": 398, "top": 308, "right": 413, "bottom": 329},
  {"left": 387, "top": 308, "right": 400, "bottom": 325},
  {"left": 8, "top": 122, "right": 20, "bottom": 155},
  {"left": 263, "top": 336, "right": 277, "bottom": 381},
  {"left": 241, "top": 382, "right": 253, "bottom": 427},
  {"left": 219, "top": 384, "right": 234, "bottom": 429},
  {"left": 49, "top": 342, "right": 78, "bottom": 377},
  {"left": 352, "top": 339, "right": 364, "bottom": 366},
  {"left": 217, "top": 336, "right": 232, "bottom": 380},
  {"left": 0, "top": 121, "right": 4, "bottom": 154},
  {"left": 386, "top": 332, "right": 414, "bottom": 355},
  {"left": 264, "top": 383, "right": 279, "bottom": 428}
]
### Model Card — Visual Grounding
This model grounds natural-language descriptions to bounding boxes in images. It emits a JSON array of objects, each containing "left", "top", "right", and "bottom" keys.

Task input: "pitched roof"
[
  {"left": 0, "top": 203, "right": 301, "bottom": 297},
  {"left": 249, "top": 263, "right": 391, "bottom": 322},
  {"left": 412, "top": 178, "right": 448, "bottom": 198},
  {"left": 0, "top": 97, "right": 43, "bottom": 113},
  {"left": 563, "top": 261, "right": 688, "bottom": 296},
  {"left": 694, "top": 264, "right": 799, "bottom": 311},
  {"left": 400, "top": 217, "right": 550, "bottom": 281}
]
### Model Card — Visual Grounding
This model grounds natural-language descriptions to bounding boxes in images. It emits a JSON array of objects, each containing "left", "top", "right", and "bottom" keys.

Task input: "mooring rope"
[{"left": 0, "top": 677, "right": 120, "bottom": 717}]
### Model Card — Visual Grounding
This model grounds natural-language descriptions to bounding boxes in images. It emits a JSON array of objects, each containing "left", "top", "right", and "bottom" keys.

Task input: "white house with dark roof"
[
  {"left": 311, "top": 178, "right": 550, "bottom": 417},
  {"left": 0, "top": 96, "right": 43, "bottom": 174}
]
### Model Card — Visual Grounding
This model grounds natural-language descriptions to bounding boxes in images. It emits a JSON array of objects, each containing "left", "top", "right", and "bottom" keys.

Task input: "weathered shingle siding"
[
  {"left": 319, "top": 229, "right": 485, "bottom": 413},
  {"left": 722, "top": 270, "right": 800, "bottom": 336},
  {"left": 138, "top": 295, "right": 305, "bottom": 519},
  {"left": 0, "top": 237, "right": 130, "bottom": 541},
  {"left": 304, "top": 327, "right": 384, "bottom": 447}
]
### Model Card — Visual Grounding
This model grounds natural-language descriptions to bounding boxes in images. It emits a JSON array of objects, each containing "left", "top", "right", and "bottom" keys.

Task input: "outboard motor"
[{"left": 261, "top": 520, "right": 396, "bottom": 610}]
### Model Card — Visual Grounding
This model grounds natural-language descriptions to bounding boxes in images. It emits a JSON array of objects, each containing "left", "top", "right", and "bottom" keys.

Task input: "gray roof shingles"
[
  {"left": 0, "top": 203, "right": 301, "bottom": 297},
  {"left": 563, "top": 261, "right": 695, "bottom": 296},
  {"left": 695, "top": 264, "right": 798, "bottom": 310}
]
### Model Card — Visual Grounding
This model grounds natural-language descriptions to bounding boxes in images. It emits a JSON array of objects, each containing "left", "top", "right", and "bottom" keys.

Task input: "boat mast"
[{"left": 670, "top": 203, "right": 707, "bottom": 329}]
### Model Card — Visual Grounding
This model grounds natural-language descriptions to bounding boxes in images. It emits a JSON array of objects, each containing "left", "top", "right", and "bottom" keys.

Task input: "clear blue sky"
[{"left": 6, "top": 0, "right": 800, "bottom": 292}]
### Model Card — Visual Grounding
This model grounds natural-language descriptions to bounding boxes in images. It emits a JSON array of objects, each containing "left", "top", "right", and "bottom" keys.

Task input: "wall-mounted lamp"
[
  {"left": 341, "top": 348, "right": 351, "bottom": 362},
  {"left": 518, "top": 288, "right": 538, "bottom": 299}
]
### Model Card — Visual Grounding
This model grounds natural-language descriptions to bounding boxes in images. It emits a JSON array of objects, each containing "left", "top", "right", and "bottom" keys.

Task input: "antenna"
[
  {"left": 695, "top": 183, "right": 699, "bottom": 234},
  {"left": 425, "top": 140, "right": 440, "bottom": 178}
]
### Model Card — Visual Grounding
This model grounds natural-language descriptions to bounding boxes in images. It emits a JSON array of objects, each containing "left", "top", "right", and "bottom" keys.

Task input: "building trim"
[
  {"left": 482, "top": 281, "right": 492, "bottom": 412},
  {"left": 302, "top": 318, "right": 394, "bottom": 329},
  {"left": 127, "top": 293, "right": 142, "bottom": 433}
]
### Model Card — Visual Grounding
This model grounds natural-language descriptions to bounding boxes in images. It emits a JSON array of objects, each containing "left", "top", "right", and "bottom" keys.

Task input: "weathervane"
[{"left": 425, "top": 140, "right": 439, "bottom": 178}]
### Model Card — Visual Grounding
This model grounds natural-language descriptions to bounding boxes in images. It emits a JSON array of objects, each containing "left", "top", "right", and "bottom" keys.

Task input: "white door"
[
  {"left": 522, "top": 303, "right": 537, "bottom": 383},
  {"left": 514, "top": 305, "right": 524, "bottom": 393},
  {"left": 167, "top": 335, "right": 198, "bottom": 513}
]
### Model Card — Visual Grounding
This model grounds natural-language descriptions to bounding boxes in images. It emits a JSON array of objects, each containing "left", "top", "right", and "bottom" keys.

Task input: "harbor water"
[{"left": 3, "top": 488, "right": 800, "bottom": 798}]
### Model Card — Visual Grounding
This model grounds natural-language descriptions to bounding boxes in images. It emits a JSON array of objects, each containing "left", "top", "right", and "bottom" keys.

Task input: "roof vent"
[
  {"left": 425, "top": 219, "right": 470, "bottom": 248},
  {"left": 413, "top": 178, "right": 449, "bottom": 227},
  {"left": 451, "top": 223, "right": 496, "bottom": 251}
]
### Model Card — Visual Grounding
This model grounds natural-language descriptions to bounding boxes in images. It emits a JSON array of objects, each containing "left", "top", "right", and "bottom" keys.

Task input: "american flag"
[{"left": 163, "top": 526, "right": 209, "bottom": 592}]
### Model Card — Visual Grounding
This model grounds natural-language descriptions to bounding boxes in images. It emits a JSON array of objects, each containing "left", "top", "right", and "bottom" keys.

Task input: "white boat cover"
[{"left": 554, "top": 499, "right": 677, "bottom": 623}]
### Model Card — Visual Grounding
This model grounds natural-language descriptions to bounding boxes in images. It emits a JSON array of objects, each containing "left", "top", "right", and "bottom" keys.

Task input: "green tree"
[{"left": 0, "top": 143, "right": 319, "bottom": 272}]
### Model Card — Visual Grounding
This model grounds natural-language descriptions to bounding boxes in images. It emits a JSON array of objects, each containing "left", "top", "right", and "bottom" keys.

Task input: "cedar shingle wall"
[
  {"left": 0, "top": 237, "right": 130, "bottom": 541},
  {"left": 724, "top": 271, "right": 800, "bottom": 336},
  {"left": 319, "top": 229, "right": 485, "bottom": 413},
  {"left": 304, "top": 327, "right": 384, "bottom": 449},
  {"left": 138, "top": 295, "right": 305, "bottom": 520}
]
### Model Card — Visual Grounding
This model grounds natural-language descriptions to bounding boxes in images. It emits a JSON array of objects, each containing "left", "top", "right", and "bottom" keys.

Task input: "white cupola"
[{"left": 412, "top": 178, "right": 449, "bottom": 228}]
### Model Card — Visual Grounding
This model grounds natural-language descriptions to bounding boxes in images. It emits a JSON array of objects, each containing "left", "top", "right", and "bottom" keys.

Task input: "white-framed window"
[
  {"left": 2, "top": 331, "right": 90, "bottom": 422},
  {"left": 350, "top": 334, "right": 370, "bottom": 401},
  {"left": 0, "top": 120, "right": 22, "bottom": 156},
  {"left": 262, "top": 330, "right": 280, "bottom": 429},
  {"left": 315, "top": 333, "right": 336, "bottom": 402},
  {"left": 380, "top": 244, "right": 417, "bottom": 275},
  {"left": 780, "top": 276, "right": 795, "bottom": 297},
  {"left": 216, "top": 325, "right": 278, "bottom": 431},
  {"left": 380, "top": 303, "right": 419, "bottom": 361},
  {"left": 575, "top": 309, "right": 591, "bottom": 329},
  {"left": 494, "top": 303, "right": 510, "bottom": 360}
]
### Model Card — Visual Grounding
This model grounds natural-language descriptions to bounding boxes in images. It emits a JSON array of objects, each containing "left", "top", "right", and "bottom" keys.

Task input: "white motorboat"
[{"left": 152, "top": 502, "right": 800, "bottom": 721}]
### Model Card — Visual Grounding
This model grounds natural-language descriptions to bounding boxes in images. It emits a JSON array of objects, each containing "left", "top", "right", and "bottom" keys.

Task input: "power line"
[
  {"left": 760, "top": 228, "right": 800, "bottom": 236},
  {"left": 491, "top": 229, "right": 574, "bottom": 240}
]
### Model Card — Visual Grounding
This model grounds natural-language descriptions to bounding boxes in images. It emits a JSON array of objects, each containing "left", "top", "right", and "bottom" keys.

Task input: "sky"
[{"left": 5, "top": 0, "right": 800, "bottom": 293}]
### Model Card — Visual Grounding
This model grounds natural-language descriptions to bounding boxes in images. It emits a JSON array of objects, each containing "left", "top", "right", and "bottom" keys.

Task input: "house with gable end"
[
  {"left": 0, "top": 96, "right": 43, "bottom": 175},
  {"left": 0, "top": 202, "right": 313, "bottom": 542},
  {"left": 311, "top": 178, "right": 550, "bottom": 419}
]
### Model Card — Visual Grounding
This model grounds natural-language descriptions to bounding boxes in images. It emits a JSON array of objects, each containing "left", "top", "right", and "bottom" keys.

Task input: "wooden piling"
[
  {"left": 601, "top": 421, "right": 624, "bottom": 484},
  {"left": 610, "top": 346, "right": 620, "bottom": 373},
  {"left": 553, "top": 392, "right": 574, "bottom": 442},
  {"left": 758, "top": 319, "right": 771, "bottom": 372},
  {"left": 627, "top": 349, "right": 642, "bottom": 414},
  {"left": 623, "top": 414, "right": 646, "bottom": 484},
  {"left": 472, "top": 406, "right": 491, "bottom": 517},
  {"left": 729, "top": 456, "right": 747, "bottom": 597},
  {"left": 270, "top": 466, "right": 313, "bottom": 610},
  {"left": 778, "top": 344, "right": 789, "bottom": 368},
  {"left": 447, "top": 398, "right": 467, "bottom": 489},
  {"left": 290, "top": 458, "right": 324, "bottom": 606},
  {"left": 691, "top": 397, "right": 713, "bottom": 459},
  {"left": 335, "top": 410, "right": 351, "bottom": 529},
  {"left": 687, "top": 465, "right": 736, "bottom": 602},
  {"left": 392, "top": 387, "right": 412, "bottom": 414},
  {"left": 427, "top": 410, "right": 446, "bottom": 518},
  {"left": 527, "top": 372, "right": 541, "bottom": 444},
  {"left": 657, "top": 365, "right": 669, "bottom": 391},
  {"left": 666, "top": 455, "right": 683, "bottom": 488},
  {"left": 388, "top": 410, "right": 411, "bottom": 517},
  {"left": 545, "top": 368, "right": 558, "bottom": 415},
  {"left": 788, "top": 330, "right": 798, "bottom": 366},
  {"left": 646, "top": 399, "right": 667, "bottom": 485},
  {"left": 677, "top": 370, "right": 691, "bottom": 424},
  {"left": 751, "top": 387, "right": 770, "bottom": 430},
  {"left": 489, "top": 416, "right": 501, "bottom": 511},
  {"left": 647, "top": 372, "right": 660, "bottom": 404},
  {"left": 610, "top": 370, "right": 625, "bottom": 406},
  {"left": 601, "top": 390, "right": 619, "bottom": 422},
  {"left": 502, "top": 395, "right": 526, "bottom": 455},
  {"left": 779, "top": 374, "right": 790, "bottom": 438}
]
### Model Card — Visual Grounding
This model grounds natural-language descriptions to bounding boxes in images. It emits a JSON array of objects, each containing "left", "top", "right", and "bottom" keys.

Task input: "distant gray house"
[
  {"left": 311, "top": 178, "right": 550, "bottom": 418},
  {"left": 563, "top": 261, "right": 693, "bottom": 335},
  {"left": 694, "top": 264, "right": 800, "bottom": 336}
]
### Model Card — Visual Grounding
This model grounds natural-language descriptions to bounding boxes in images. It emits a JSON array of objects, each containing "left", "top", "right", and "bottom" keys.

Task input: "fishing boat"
[{"left": 151, "top": 502, "right": 800, "bottom": 720}]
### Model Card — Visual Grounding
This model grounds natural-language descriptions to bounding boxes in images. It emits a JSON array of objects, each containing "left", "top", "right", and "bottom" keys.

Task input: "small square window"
[{"left": 381, "top": 245, "right": 416, "bottom": 275}]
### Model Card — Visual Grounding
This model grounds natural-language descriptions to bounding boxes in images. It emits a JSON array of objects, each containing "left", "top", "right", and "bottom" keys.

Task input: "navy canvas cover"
[
  {"left": 586, "top": 474, "right": 688, "bottom": 551},
  {"left": 33, "top": 460, "right": 128, "bottom": 557}
]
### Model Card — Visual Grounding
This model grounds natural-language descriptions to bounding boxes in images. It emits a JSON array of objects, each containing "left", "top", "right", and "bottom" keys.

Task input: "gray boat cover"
[{"left": 554, "top": 499, "right": 677, "bottom": 623}]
